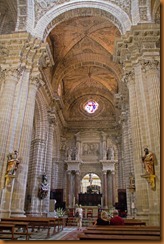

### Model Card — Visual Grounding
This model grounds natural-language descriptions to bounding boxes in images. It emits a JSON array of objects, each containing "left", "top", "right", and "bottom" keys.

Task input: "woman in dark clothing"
[{"left": 94, "top": 211, "right": 110, "bottom": 225}]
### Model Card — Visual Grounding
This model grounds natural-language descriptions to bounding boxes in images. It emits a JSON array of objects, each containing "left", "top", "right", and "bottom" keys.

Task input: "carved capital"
[
  {"left": 119, "top": 111, "right": 128, "bottom": 124},
  {"left": 141, "top": 59, "right": 160, "bottom": 73},
  {"left": 2, "top": 67, "right": 20, "bottom": 83},
  {"left": 47, "top": 109, "right": 57, "bottom": 125},
  {"left": 123, "top": 70, "right": 135, "bottom": 87},
  {"left": 30, "top": 73, "right": 45, "bottom": 88}
]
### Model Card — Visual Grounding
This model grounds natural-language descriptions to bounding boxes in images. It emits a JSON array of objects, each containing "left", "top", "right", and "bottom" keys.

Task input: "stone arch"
[
  {"left": 152, "top": 0, "right": 160, "bottom": 23},
  {"left": 32, "top": 1, "right": 132, "bottom": 39},
  {"left": 81, "top": 171, "right": 102, "bottom": 183}
]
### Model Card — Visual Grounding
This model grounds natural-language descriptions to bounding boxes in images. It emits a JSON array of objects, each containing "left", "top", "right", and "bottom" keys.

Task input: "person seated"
[
  {"left": 110, "top": 209, "right": 124, "bottom": 225},
  {"left": 94, "top": 211, "right": 110, "bottom": 225}
]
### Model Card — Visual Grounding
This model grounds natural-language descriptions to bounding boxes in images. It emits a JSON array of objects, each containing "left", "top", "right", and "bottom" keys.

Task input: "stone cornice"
[
  {"left": 65, "top": 161, "right": 81, "bottom": 171},
  {"left": 100, "top": 160, "right": 117, "bottom": 171},
  {"left": 114, "top": 23, "right": 160, "bottom": 66}
]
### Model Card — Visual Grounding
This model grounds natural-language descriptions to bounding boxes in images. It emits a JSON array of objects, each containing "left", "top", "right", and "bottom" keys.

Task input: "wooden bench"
[
  {"left": 79, "top": 225, "right": 160, "bottom": 241},
  {"left": 0, "top": 221, "right": 31, "bottom": 240},
  {"left": 83, "top": 229, "right": 160, "bottom": 236},
  {"left": 87, "top": 225, "right": 160, "bottom": 231},
  {"left": 1, "top": 218, "right": 51, "bottom": 237},
  {"left": 124, "top": 219, "right": 146, "bottom": 226},
  {"left": 1, "top": 216, "right": 66, "bottom": 238},
  {"left": 0, "top": 223, "right": 16, "bottom": 240},
  {"left": 78, "top": 233, "right": 160, "bottom": 240}
]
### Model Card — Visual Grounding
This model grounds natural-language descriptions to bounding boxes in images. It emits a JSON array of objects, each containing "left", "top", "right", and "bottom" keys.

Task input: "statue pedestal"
[{"left": 141, "top": 174, "right": 156, "bottom": 190}]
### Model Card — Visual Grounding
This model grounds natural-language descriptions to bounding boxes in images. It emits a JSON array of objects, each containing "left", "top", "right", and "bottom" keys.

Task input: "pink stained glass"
[{"left": 84, "top": 100, "right": 99, "bottom": 114}]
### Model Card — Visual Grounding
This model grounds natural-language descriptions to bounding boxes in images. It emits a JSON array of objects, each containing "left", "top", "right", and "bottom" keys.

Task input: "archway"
[
  {"left": 79, "top": 173, "right": 102, "bottom": 207},
  {"left": 81, "top": 173, "right": 101, "bottom": 194}
]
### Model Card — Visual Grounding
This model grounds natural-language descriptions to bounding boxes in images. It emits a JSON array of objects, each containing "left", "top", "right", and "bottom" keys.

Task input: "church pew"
[
  {"left": 1, "top": 217, "right": 66, "bottom": 237},
  {"left": 83, "top": 229, "right": 160, "bottom": 236},
  {"left": 0, "top": 221, "right": 31, "bottom": 240},
  {"left": 80, "top": 222, "right": 161, "bottom": 240},
  {"left": 124, "top": 219, "right": 146, "bottom": 225},
  {"left": 87, "top": 225, "right": 160, "bottom": 231},
  {"left": 1, "top": 217, "right": 52, "bottom": 237},
  {"left": 0, "top": 223, "right": 16, "bottom": 240},
  {"left": 78, "top": 233, "right": 160, "bottom": 240}
]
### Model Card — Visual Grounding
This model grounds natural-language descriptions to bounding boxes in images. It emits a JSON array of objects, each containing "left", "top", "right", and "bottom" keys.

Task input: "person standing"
[
  {"left": 75, "top": 204, "right": 83, "bottom": 230},
  {"left": 110, "top": 209, "right": 124, "bottom": 225}
]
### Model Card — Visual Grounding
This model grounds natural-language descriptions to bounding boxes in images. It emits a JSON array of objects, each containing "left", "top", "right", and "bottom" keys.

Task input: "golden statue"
[
  {"left": 142, "top": 148, "right": 156, "bottom": 175},
  {"left": 141, "top": 148, "right": 156, "bottom": 190},
  {"left": 5, "top": 150, "right": 19, "bottom": 187}
]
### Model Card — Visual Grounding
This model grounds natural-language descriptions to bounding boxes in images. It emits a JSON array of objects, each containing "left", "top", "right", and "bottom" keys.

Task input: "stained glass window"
[{"left": 84, "top": 100, "right": 99, "bottom": 114}]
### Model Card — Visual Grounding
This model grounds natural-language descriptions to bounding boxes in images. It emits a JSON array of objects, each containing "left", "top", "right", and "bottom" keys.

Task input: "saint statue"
[
  {"left": 142, "top": 148, "right": 156, "bottom": 175},
  {"left": 38, "top": 173, "right": 49, "bottom": 199}
]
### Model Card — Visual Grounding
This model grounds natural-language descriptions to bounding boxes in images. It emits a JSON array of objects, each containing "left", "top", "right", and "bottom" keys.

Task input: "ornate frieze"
[
  {"left": 139, "top": 7, "right": 148, "bottom": 21},
  {"left": 0, "top": 45, "right": 9, "bottom": 61},
  {"left": 104, "top": 0, "right": 131, "bottom": 17},
  {"left": 35, "top": 0, "right": 130, "bottom": 28},
  {"left": 35, "top": 0, "right": 71, "bottom": 24}
]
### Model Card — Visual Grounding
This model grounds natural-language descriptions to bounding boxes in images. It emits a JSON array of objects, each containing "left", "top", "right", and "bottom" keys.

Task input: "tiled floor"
[{"left": 17, "top": 226, "right": 86, "bottom": 241}]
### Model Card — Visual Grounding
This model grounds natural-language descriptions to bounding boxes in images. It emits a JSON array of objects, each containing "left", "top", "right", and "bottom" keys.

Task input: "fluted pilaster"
[
  {"left": 75, "top": 171, "right": 80, "bottom": 204},
  {"left": 0, "top": 68, "right": 18, "bottom": 187},
  {"left": 102, "top": 170, "right": 107, "bottom": 208},
  {"left": 125, "top": 71, "right": 149, "bottom": 213},
  {"left": 10, "top": 74, "right": 42, "bottom": 216},
  {"left": 66, "top": 170, "right": 71, "bottom": 208},
  {"left": 43, "top": 114, "right": 55, "bottom": 214}
]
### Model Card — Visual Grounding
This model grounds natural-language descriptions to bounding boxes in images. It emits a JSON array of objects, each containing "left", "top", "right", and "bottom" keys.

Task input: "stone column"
[
  {"left": 142, "top": 60, "right": 160, "bottom": 154},
  {"left": 10, "top": 75, "right": 40, "bottom": 217},
  {"left": 43, "top": 112, "right": 55, "bottom": 215},
  {"left": 75, "top": 132, "right": 81, "bottom": 160},
  {"left": 10, "top": 69, "right": 31, "bottom": 151},
  {"left": 111, "top": 170, "right": 116, "bottom": 206},
  {"left": 0, "top": 68, "right": 18, "bottom": 187},
  {"left": 101, "top": 132, "right": 107, "bottom": 160},
  {"left": 108, "top": 171, "right": 113, "bottom": 208},
  {"left": 125, "top": 71, "right": 149, "bottom": 213},
  {"left": 75, "top": 171, "right": 80, "bottom": 204},
  {"left": 66, "top": 170, "right": 71, "bottom": 208},
  {"left": 103, "top": 170, "right": 107, "bottom": 208},
  {"left": 27, "top": 139, "right": 46, "bottom": 216}
]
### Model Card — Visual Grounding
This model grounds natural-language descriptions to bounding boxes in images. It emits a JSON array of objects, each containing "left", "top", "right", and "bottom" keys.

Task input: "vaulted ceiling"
[{"left": 47, "top": 15, "right": 121, "bottom": 126}]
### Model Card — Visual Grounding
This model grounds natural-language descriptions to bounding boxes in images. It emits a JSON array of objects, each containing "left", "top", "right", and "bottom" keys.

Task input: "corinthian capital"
[
  {"left": 122, "top": 70, "right": 135, "bottom": 87},
  {"left": 141, "top": 59, "right": 160, "bottom": 72},
  {"left": 2, "top": 66, "right": 20, "bottom": 82},
  {"left": 30, "top": 73, "right": 45, "bottom": 88},
  {"left": 47, "top": 109, "right": 57, "bottom": 125}
]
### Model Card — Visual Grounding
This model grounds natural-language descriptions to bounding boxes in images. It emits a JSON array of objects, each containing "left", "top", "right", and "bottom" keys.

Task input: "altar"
[{"left": 78, "top": 193, "right": 102, "bottom": 206}]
